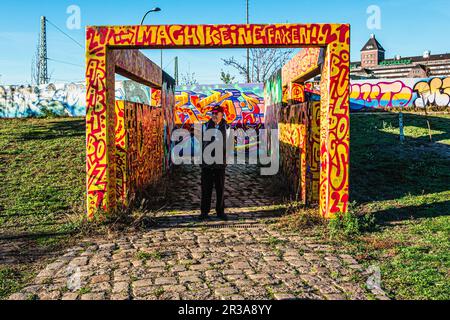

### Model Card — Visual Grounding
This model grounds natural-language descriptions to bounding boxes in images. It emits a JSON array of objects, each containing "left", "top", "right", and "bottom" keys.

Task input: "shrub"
[{"left": 328, "top": 203, "right": 376, "bottom": 238}]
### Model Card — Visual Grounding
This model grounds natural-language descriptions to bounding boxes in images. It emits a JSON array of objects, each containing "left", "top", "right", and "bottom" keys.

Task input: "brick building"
[{"left": 350, "top": 34, "right": 450, "bottom": 79}]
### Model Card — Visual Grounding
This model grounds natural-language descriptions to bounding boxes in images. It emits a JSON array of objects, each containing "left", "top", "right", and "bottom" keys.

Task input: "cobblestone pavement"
[{"left": 9, "top": 165, "right": 388, "bottom": 300}]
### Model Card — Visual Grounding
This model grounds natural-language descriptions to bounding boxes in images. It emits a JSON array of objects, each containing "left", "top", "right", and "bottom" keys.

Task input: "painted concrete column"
[{"left": 319, "top": 26, "right": 350, "bottom": 218}]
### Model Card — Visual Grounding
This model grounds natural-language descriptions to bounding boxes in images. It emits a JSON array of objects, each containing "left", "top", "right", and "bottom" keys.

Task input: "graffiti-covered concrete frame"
[{"left": 86, "top": 24, "right": 351, "bottom": 219}]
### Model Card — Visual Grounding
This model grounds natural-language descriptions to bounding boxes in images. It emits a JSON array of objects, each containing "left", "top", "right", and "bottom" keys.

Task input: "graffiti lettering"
[
  {"left": 350, "top": 80, "right": 413, "bottom": 110},
  {"left": 175, "top": 84, "right": 264, "bottom": 128},
  {"left": 350, "top": 77, "right": 450, "bottom": 110},
  {"left": 0, "top": 83, "right": 85, "bottom": 118},
  {"left": 413, "top": 77, "right": 450, "bottom": 108}
]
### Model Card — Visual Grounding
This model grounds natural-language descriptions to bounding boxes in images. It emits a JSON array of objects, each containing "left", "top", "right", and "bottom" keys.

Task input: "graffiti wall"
[
  {"left": 264, "top": 70, "right": 283, "bottom": 133},
  {"left": 350, "top": 77, "right": 450, "bottom": 111},
  {"left": 279, "top": 103, "right": 308, "bottom": 201},
  {"left": 0, "top": 80, "right": 154, "bottom": 118},
  {"left": 175, "top": 84, "right": 264, "bottom": 128},
  {"left": 0, "top": 81, "right": 268, "bottom": 124},
  {"left": 115, "top": 100, "right": 164, "bottom": 206},
  {"left": 0, "top": 83, "right": 85, "bottom": 118},
  {"left": 271, "top": 48, "right": 323, "bottom": 206},
  {"left": 277, "top": 99, "right": 321, "bottom": 204},
  {"left": 115, "top": 80, "right": 154, "bottom": 105},
  {"left": 162, "top": 72, "right": 176, "bottom": 172}
]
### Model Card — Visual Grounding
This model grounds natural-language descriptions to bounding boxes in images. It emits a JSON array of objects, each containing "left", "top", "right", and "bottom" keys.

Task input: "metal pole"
[
  {"left": 174, "top": 56, "right": 179, "bottom": 86},
  {"left": 38, "top": 16, "right": 49, "bottom": 85},
  {"left": 140, "top": 12, "right": 151, "bottom": 26},
  {"left": 399, "top": 112, "right": 405, "bottom": 143},
  {"left": 246, "top": 0, "right": 250, "bottom": 83},
  {"left": 140, "top": 8, "right": 163, "bottom": 68}
]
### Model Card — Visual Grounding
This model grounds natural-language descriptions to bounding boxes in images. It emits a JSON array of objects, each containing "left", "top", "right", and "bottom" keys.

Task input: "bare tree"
[
  {"left": 220, "top": 70, "right": 235, "bottom": 84},
  {"left": 223, "top": 48, "right": 294, "bottom": 83},
  {"left": 180, "top": 71, "right": 198, "bottom": 86}
]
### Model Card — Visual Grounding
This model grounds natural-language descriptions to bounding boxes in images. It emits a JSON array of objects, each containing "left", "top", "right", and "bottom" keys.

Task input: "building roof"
[
  {"left": 388, "top": 53, "right": 450, "bottom": 63},
  {"left": 361, "top": 34, "right": 385, "bottom": 52},
  {"left": 352, "top": 52, "right": 450, "bottom": 65}
]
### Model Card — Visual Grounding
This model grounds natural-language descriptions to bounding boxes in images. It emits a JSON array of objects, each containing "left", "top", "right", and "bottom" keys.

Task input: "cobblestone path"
[{"left": 9, "top": 165, "right": 387, "bottom": 300}]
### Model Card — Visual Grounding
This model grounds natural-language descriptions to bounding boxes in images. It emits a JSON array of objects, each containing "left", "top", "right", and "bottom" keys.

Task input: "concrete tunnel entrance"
[{"left": 85, "top": 24, "right": 351, "bottom": 220}]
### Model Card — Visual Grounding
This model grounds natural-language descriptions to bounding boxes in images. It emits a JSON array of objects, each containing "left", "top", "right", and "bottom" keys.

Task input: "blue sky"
[{"left": 0, "top": 0, "right": 449, "bottom": 85}]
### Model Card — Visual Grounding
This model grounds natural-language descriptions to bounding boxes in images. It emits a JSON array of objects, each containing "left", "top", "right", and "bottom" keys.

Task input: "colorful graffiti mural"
[
  {"left": 115, "top": 81, "right": 154, "bottom": 105},
  {"left": 279, "top": 103, "right": 308, "bottom": 201},
  {"left": 175, "top": 84, "right": 264, "bottom": 128},
  {"left": 413, "top": 77, "right": 450, "bottom": 108},
  {"left": 282, "top": 48, "right": 321, "bottom": 87},
  {"left": 281, "top": 48, "right": 321, "bottom": 106},
  {"left": 0, "top": 80, "right": 155, "bottom": 118},
  {"left": 86, "top": 47, "right": 172, "bottom": 217},
  {"left": 264, "top": 70, "right": 283, "bottom": 133},
  {"left": 115, "top": 100, "right": 164, "bottom": 206},
  {"left": 277, "top": 98, "right": 321, "bottom": 206},
  {"left": 0, "top": 83, "right": 85, "bottom": 118},
  {"left": 306, "top": 101, "right": 321, "bottom": 205},
  {"left": 162, "top": 73, "right": 176, "bottom": 172},
  {"left": 350, "top": 77, "right": 450, "bottom": 110},
  {"left": 350, "top": 80, "right": 413, "bottom": 109},
  {"left": 319, "top": 43, "right": 351, "bottom": 217}
]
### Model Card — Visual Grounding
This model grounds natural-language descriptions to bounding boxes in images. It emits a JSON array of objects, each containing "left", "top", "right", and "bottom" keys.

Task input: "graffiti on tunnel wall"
[
  {"left": 115, "top": 100, "right": 164, "bottom": 206},
  {"left": 279, "top": 103, "right": 308, "bottom": 201},
  {"left": 350, "top": 77, "right": 450, "bottom": 110},
  {"left": 175, "top": 84, "right": 264, "bottom": 128}
]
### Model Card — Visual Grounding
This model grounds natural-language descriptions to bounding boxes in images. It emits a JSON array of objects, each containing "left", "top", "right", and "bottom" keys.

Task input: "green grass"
[
  {"left": 0, "top": 118, "right": 85, "bottom": 236},
  {"left": 0, "top": 266, "right": 35, "bottom": 299},
  {"left": 345, "top": 113, "right": 450, "bottom": 300},
  {"left": 135, "top": 250, "right": 164, "bottom": 261},
  {"left": 0, "top": 118, "right": 85, "bottom": 299}
]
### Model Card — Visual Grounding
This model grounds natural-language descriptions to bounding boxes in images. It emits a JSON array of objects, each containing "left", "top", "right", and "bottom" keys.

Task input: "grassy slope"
[
  {"left": 0, "top": 118, "right": 85, "bottom": 235},
  {"left": 0, "top": 118, "right": 85, "bottom": 299},
  {"left": 348, "top": 113, "right": 450, "bottom": 300},
  {"left": 0, "top": 113, "right": 449, "bottom": 299}
]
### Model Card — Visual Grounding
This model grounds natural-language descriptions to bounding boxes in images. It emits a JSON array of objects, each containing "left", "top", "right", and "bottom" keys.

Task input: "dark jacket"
[{"left": 201, "top": 119, "right": 229, "bottom": 169}]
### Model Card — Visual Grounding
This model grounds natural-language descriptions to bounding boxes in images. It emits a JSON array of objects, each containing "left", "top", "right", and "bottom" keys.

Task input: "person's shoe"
[
  {"left": 198, "top": 214, "right": 209, "bottom": 221},
  {"left": 217, "top": 213, "right": 228, "bottom": 221}
]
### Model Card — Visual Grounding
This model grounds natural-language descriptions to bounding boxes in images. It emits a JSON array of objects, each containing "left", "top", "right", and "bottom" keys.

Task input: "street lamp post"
[
  {"left": 140, "top": 7, "right": 163, "bottom": 67},
  {"left": 140, "top": 7, "right": 161, "bottom": 25},
  {"left": 246, "top": 0, "right": 250, "bottom": 83}
]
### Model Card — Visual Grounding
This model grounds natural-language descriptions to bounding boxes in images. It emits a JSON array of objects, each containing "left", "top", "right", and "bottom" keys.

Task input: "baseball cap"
[{"left": 211, "top": 106, "right": 224, "bottom": 114}]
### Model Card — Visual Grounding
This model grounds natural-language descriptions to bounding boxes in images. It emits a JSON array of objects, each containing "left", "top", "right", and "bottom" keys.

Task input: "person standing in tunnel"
[{"left": 199, "top": 106, "right": 230, "bottom": 221}]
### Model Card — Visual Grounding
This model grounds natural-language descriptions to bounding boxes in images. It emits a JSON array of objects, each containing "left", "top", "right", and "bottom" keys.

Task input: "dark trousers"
[{"left": 201, "top": 167, "right": 226, "bottom": 216}]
